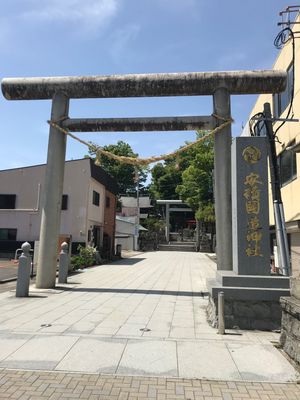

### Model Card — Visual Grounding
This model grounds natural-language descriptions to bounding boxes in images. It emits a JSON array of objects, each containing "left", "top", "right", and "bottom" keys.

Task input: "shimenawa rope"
[{"left": 47, "top": 114, "right": 233, "bottom": 167}]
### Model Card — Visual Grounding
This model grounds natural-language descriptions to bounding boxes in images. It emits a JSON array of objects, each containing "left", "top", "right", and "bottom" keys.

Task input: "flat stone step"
[
  {"left": 158, "top": 244, "right": 196, "bottom": 252},
  {"left": 169, "top": 241, "right": 196, "bottom": 245}
]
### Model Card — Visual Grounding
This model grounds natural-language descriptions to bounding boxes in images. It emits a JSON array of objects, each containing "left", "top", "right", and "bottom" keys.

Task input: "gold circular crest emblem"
[{"left": 242, "top": 146, "right": 261, "bottom": 164}]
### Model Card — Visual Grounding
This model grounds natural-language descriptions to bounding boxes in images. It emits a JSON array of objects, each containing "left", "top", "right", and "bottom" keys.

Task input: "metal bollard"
[
  {"left": 218, "top": 291, "right": 225, "bottom": 335},
  {"left": 58, "top": 242, "right": 69, "bottom": 284},
  {"left": 16, "top": 242, "right": 32, "bottom": 297}
]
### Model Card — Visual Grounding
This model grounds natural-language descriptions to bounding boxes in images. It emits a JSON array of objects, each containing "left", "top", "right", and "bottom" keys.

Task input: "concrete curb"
[{"left": 0, "top": 277, "right": 17, "bottom": 284}]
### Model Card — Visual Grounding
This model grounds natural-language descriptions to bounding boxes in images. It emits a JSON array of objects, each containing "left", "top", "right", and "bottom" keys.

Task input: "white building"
[
  {"left": 0, "top": 158, "right": 118, "bottom": 258},
  {"left": 242, "top": 11, "right": 300, "bottom": 274},
  {"left": 119, "top": 196, "right": 153, "bottom": 219},
  {"left": 115, "top": 215, "right": 136, "bottom": 251}
]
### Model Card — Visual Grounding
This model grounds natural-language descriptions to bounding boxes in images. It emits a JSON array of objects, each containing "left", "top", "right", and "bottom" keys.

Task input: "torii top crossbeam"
[{"left": 1, "top": 70, "right": 286, "bottom": 100}]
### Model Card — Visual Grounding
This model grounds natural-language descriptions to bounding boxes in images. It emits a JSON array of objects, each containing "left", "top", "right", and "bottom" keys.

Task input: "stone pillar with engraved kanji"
[{"left": 232, "top": 136, "right": 270, "bottom": 275}]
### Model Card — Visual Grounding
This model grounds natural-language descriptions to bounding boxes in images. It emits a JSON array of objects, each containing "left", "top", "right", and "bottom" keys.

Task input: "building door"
[{"left": 93, "top": 226, "right": 101, "bottom": 250}]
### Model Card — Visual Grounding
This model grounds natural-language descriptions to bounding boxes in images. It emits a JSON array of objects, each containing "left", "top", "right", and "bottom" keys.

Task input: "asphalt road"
[
  {"left": 0, "top": 258, "right": 36, "bottom": 293},
  {"left": 0, "top": 280, "right": 16, "bottom": 293},
  {"left": 0, "top": 259, "right": 19, "bottom": 282}
]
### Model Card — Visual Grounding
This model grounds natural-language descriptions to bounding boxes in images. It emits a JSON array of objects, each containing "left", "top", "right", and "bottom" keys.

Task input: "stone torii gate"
[
  {"left": 1, "top": 70, "right": 286, "bottom": 288},
  {"left": 156, "top": 199, "right": 193, "bottom": 243}
]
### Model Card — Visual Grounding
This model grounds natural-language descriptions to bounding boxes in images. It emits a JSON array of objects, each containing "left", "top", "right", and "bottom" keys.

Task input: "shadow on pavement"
[
  {"left": 112, "top": 258, "right": 146, "bottom": 266},
  {"left": 55, "top": 286, "right": 209, "bottom": 297}
]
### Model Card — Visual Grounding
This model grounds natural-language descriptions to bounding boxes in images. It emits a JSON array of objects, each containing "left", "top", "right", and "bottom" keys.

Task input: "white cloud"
[
  {"left": 109, "top": 24, "right": 140, "bottom": 62},
  {"left": 21, "top": 0, "right": 120, "bottom": 33}
]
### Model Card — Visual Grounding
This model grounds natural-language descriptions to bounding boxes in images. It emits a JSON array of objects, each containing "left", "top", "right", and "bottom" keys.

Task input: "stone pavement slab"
[
  {"left": 0, "top": 251, "right": 298, "bottom": 385},
  {"left": 117, "top": 339, "right": 177, "bottom": 376},
  {"left": 0, "top": 335, "right": 79, "bottom": 370},
  {"left": 227, "top": 342, "right": 297, "bottom": 382},
  {"left": 56, "top": 337, "right": 127, "bottom": 373},
  {"left": 177, "top": 341, "right": 242, "bottom": 381},
  {"left": 0, "top": 333, "right": 32, "bottom": 362}
]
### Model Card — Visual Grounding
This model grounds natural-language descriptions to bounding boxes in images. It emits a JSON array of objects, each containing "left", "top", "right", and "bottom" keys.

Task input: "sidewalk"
[
  {"left": 0, "top": 251, "right": 299, "bottom": 398},
  {"left": 1, "top": 369, "right": 299, "bottom": 399}
]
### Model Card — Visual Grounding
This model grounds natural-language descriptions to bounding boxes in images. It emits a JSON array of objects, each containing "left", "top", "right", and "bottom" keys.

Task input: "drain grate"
[
  {"left": 139, "top": 328, "right": 151, "bottom": 332},
  {"left": 40, "top": 324, "right": 52, "bottom": 328}
]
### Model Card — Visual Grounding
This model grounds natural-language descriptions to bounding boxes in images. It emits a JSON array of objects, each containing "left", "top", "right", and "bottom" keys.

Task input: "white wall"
[
  {"left": 61, "top": 159, "right": 90, "bottom": 242},
  {"left": 291, "top": 232, "right": 300, "bottom": 278},
  {"left": 116, "top": 219, "right": 135, "bottom": 235},
  {"left": 115, "top": 236, "right": 134, "bottom": 251},
  {"left": 0, "top": 159, "right": 92, "bottom": 242},
  {"left": 87, "top": 177, "right": 105, "bottom": 229},
  {"left": 0, "top": 165, "right": 44, "bottom": 241},
  {"left": 115, "top": 218, "right": 136, "bottom": 250}
]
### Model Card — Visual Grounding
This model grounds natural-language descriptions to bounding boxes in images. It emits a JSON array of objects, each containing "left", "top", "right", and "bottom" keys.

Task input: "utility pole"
[{"left": 263, "top": 102, "right": 290, "bottom": 276}]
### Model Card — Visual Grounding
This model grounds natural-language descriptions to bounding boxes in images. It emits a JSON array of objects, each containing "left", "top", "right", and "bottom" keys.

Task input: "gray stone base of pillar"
[
  {"left": 280, "top": 296, "right": 300, "bottom": 365},
  {"left": 206, "top": 272, "right": 290, "bottom": 331}
]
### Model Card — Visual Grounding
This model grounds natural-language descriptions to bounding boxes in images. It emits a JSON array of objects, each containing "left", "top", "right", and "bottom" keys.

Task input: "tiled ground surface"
[
  {"left": 0, "top": 369, "right": 300, "bottom": 400},
  {"left": 0, "top": 252, "right": 298, "bottom": 384}
]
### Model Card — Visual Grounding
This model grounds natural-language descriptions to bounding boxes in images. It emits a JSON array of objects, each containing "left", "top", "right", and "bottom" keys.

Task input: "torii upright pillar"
[
  {"left": 213, "top": 88, "right": 233, "bottom": 270},
  {"left": 36, "top": 93, "right": 69, "bottom": 288}
]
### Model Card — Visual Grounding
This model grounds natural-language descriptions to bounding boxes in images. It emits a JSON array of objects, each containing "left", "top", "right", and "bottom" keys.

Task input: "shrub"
[{"left": 70, "top": 245, "right": 97, "bottom": 270}]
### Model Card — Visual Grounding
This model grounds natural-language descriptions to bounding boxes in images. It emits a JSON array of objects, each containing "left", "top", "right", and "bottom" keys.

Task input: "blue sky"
[{"left": 0, "top": 0, "right": 293, "bottom": 170}]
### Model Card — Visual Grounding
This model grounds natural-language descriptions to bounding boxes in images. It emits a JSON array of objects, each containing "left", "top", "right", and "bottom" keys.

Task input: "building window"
[
  {"left": 93, "top": 190, "right": 100, "bottom": 206},
  {"left": 273, "top": 63, "right": 294, "bottom": 118},
  {"left": 0, "top": 228, "right": 17, "bottom": 240},
  {"left": 0, "top": 194, "right": 16, "bottom": 209},
  {"left": 61, "top": 195, "right": 68, "bottom": 210},
  {"left": 106, "top": 196, "right": 110, "bottom": 208},
  {"left": 279, "top": 148, "right": 297, "bottom": 186}
]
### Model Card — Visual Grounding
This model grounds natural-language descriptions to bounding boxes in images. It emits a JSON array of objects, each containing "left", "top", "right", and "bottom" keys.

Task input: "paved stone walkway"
[
  {"left": 0, "top": 251, "right": 299, "bottom": 398},
  {"left": 0, "top": 369, "right": 300, "bottom": 399}
]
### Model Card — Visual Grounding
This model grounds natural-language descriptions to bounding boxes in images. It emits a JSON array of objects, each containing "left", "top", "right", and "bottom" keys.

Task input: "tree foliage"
[
  {"left": 176, "top": 133, "right": 215, "bottom": 222},
  {"left": 88, "top": 140, "right": 148, "bottom": 195},
  {"left": 176, "top": 134, "right": 215, "bottom": 222},
  {"left": 150, "top": 133, "right": 215, "bottom": 222},
  {"left": 150, "top": 160, "right": 182, "bottom": 200}
]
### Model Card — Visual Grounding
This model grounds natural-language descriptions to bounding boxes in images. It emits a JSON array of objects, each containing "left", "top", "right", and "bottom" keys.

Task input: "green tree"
[
  {"left": 149, "top": 133, "right": 214, "bottom": 209},
  {"left": 176, "top": 133, "right": 215, "bottom": 222},
  {"left": 174, "top": 133, "right": 215, "bottom": 250},
  {"left": 88, "top": 140, "right": 148, "bottom": 194},
  {"left": 149, "top": 133, "right": 215, "bottom": 246},
  {"left": 150, "top": 160, "right": 182, "bottom": 200}
]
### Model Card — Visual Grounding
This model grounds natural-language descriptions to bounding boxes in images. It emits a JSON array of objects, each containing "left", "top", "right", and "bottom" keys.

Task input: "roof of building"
[
  {"left": 0, "top": 157, "right": 87, "bottom": 172},
  {"left": 0, "top": 158, "right": 119, "bottom": 195},
  {"left": 116, "top": 215, "right": 136, "bottom": 224}
]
